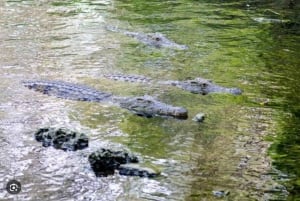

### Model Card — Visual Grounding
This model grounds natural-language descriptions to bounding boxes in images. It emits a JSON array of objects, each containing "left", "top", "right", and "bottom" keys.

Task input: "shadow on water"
[
  {"left": 269, "top": 114, "right": 300, "bottom": 200},
  {"left": 245, "top": 0, "right": 300, "bottom": 200},
  {"left": 257, "top": 19, "right": 300, "bottom": 201}
]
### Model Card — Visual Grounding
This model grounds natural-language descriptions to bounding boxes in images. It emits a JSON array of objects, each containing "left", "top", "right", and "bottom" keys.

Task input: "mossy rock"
[
  {"left": 88, "top": 148, "right": 139, "bottom": 177},
  {"left": 34, "top": 127, "right": 88, "bottom": 151}
]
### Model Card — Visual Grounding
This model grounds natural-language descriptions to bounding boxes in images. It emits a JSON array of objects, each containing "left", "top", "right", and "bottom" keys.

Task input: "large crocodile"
[
  {"left": 106, "top": 26, "right": 188, "bottom": 50},
  {"left": 104, "top": 74, "right": 242, "bottom": 95},
  {"left": 22, "top": 80, "right": 188, "bottom": 119}
]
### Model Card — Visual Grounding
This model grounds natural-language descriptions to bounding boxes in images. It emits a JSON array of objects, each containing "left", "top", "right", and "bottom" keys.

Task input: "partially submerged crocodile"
[
  {"left": 104, "top": 74, "right": 242, "bottom": 95},
  {"left": 22, "top": 80, "right": 188, "bottom": 119},
  {"left": 106, "top": 26, "right": 188, "bottom": 50}
]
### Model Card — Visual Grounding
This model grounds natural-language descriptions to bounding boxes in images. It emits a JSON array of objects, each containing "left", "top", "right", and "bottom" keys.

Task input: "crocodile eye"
[
  {"left": 202, "top": 83, "right": 207, "bottom": 87},
  {"left": 155, "top": 37, "right": 161, "bottom": 41}
]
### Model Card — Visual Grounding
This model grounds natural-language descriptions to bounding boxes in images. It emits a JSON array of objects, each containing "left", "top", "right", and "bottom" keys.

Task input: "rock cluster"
[
  {"left": 35, "top": 127, "right": 88, "bottom": 151},
  {"left": 88, "top": 148, "right": 139, "bottom": 177},
  {"left": 34, "top": 127, "right": 159, "bottom": 178}
]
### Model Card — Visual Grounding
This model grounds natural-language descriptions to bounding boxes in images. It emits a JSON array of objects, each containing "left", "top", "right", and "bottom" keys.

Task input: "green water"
[
  {"left": 0, "top": 0, "right": 299, "bottom": 200},
  {"left": 109, "top": 0, "right": 300, "bottom": 200}
]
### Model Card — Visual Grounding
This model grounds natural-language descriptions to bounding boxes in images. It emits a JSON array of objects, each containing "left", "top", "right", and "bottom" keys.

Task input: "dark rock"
[
  {"left": 118, "top": 164, "right": 160, "bottom": 178},
  {"left": 88, "top": 149, "right": 139, "bottom": 177},
  {"left": 34, "top": 127, "right": 88, "bottom": 151}
]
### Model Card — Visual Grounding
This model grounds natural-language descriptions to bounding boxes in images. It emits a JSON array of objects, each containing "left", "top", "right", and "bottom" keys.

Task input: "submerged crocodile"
[
  {"left": 22, "top": 80, "right": 188, "bottom": 119},
  {"left": 104, "top": 74, "right": 242, "bottom": 95},
  {"left": 106, "top": 26, "right": 188, "bottom": 50}
]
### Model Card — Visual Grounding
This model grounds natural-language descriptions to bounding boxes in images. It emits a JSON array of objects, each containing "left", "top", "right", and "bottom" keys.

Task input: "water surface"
[{"left": 0, "top": 0, "right": 299, "bottom": 200}]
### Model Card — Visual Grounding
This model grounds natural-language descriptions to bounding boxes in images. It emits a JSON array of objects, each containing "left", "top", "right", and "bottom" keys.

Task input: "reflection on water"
[{"left": 0, "top": 0, "right": 299, "bottom": 200}]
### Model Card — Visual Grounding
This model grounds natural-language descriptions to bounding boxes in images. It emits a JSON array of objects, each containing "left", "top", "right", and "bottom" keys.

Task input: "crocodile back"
[
  {"left": 22, "top": 80, "right": 113, "bottom": 102},
  {"left": 104, "top": 74, "right": 152, "bottom": 83}
]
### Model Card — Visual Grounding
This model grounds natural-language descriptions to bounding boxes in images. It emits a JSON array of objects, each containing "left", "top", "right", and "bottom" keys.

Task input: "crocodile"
[
  {"left": 106, "top": 26, "right": 188, "bottom": 50},
  {"left": 104, "top": 74, "right": 242, "bottom": 95},
  {"left": 22, "top": 80, "right": 188, "bottom": 119}
]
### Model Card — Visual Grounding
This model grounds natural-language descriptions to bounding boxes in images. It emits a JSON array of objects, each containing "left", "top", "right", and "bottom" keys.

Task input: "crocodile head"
[
  {"left": 128, "top": 32, "right": 188, "bottom": 50},
  {"left": 171, "top": 78, "right": 242, "bottom": 95},
  {"left": 147, "top": 33, "right": 189, "bottom": 50},
  {"left": 118, "top": 95, "right": 188, "bottom": 119}
]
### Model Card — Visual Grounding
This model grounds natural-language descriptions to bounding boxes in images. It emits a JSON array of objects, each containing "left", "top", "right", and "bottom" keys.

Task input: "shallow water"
[{"left": 0, "top": 0, "right": 299, "bottom": 200}]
